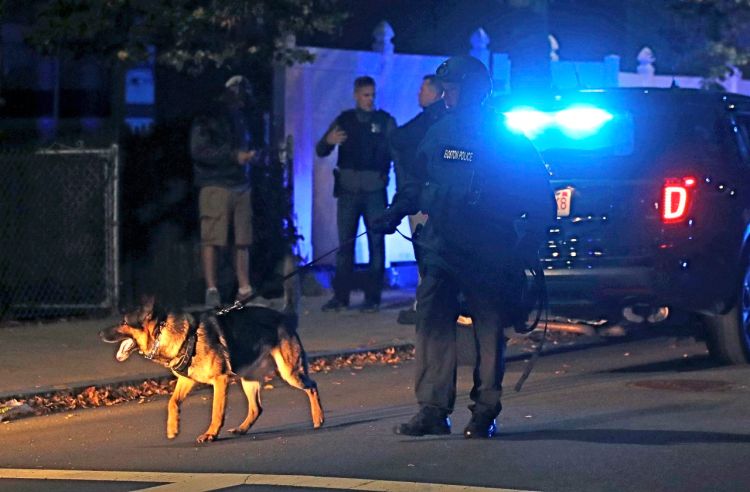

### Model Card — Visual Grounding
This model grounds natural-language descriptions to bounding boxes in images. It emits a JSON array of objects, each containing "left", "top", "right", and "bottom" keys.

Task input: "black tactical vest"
[{"left": 336, "top": 110, "right": 392, "bottom": 174}]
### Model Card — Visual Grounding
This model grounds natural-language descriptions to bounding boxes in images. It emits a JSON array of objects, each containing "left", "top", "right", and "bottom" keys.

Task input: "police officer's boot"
[
  {"left": 463, "top": 411, "right": 497, "bottom": 439},
  {"left": 394, "top": 406, "right": 451, "bottom": 436}
]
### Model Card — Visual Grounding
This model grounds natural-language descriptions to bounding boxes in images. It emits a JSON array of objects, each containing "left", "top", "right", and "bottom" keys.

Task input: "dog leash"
[
  {"left": 513, "top": 272, "right": 549, "bottom": 393},
  {"left": 216, "top": 230, "right": 369, "bottom": 314},
  {"left": 228, "top": 223, "right": 549, "bottom": 391}
]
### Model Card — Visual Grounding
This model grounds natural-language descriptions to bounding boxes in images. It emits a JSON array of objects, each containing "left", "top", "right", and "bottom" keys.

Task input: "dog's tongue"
[{"left": 116, "top": 339, "right": 136, "bottom": 362}]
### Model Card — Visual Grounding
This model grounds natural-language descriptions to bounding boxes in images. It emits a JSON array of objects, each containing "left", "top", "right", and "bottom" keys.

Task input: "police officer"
[
  {"left": 373, "top": 56, "right": 554, "bottom": 438},
  {"left": 316, "top": 76, "right": 397, "bottom": 313},
  {"left": 390, "top": 74, "right": 447, "bottom": 324}
]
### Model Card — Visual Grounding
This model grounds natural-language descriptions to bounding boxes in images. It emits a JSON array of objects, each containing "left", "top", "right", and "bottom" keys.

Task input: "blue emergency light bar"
[{"left": 504, "top": 105, "right": 614, "bottom": 139}]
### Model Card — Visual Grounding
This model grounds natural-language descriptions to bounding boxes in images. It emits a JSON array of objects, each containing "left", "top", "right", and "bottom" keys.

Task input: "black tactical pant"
[
  {"left": 333, "top": 190, "right": 387, "bottom": 304},
  {"left": 414, "top": 266, "right": 515, "bottom": 418}
]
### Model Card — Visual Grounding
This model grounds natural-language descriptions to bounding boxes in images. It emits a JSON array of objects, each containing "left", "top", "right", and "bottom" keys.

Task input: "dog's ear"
[
  {"left": 141, "top": 295, "right": 155, "bottom": 311},
  {"left": 118, "top": 303, "right": 144, "bottom": 328},
  {"left": 122, "top": 311, "right": 141, "bottom": 328},
  {"left": 139, "top": 295, "right": 156, "bottom": 324}
]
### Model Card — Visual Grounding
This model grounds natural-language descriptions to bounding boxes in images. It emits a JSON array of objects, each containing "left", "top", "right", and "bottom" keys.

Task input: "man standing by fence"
[
  {"left": 190, "top": 75, "right": 258, "bottom": 308},
  {"left": 316, "top": 76, "right": 397, "bottom": 313}
]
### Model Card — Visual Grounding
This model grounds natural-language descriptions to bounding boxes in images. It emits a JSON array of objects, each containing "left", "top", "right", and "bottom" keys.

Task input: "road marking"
[{"left": 0, "top": 468, "right": 536, "bottom": 491}]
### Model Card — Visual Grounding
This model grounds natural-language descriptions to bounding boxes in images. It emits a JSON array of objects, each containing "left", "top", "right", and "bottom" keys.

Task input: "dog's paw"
[
  {"left": 196, "top": 433, "right": 217, "bottom": 443},
  {"left": 167, "top": 432, "right": 178, "bottom": 439},
  {"left": 228, "top": 427, "right": 249, "bottom": 435},
  {"left": 313, "top": 418, "right": 324, "bottom": 429}
]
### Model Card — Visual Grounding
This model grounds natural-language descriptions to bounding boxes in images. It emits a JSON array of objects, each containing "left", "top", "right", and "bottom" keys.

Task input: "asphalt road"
[{"left": 2, "top": 332, "right": 749, "bottom": 492}]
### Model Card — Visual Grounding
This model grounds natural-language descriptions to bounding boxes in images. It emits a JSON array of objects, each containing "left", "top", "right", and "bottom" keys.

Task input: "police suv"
[{"left": 499, "top": 87, "right": 750, "bottom": 364}]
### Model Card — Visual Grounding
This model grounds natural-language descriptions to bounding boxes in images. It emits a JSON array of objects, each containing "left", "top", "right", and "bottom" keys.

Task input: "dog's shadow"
[{"left": 145, "top": 415, "right": 384, "bottom": 448}]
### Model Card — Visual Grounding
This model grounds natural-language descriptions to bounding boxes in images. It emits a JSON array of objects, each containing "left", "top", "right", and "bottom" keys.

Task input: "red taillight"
[{"left": 661, "top": 177, "right": 696, "bottom": 224}]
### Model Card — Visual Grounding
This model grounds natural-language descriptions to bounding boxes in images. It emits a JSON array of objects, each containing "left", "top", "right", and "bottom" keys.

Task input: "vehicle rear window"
[{"left": 505, "top": 104, "right": 730, "bottom": 179}]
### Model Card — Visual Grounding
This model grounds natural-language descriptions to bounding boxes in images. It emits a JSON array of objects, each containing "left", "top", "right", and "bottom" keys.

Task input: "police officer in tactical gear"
[
  {"left": 316, "top": 76, "right": 397, "bottom": 313},
  {"left": 373, "top": 55, "right": 554, "bottom": 438}
]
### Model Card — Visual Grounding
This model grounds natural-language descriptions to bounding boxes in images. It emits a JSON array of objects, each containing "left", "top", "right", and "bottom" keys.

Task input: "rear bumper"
[
  {"left": 543, "top": 263, "right": 731, "bottom": 319},
  {"left": 544, "top": 267, "right": 656, "bottom": 317}
]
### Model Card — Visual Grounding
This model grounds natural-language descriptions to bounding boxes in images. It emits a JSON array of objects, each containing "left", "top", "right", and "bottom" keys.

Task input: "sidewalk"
[
  {"left": 0, "top": 288, "right": 598, "bottom": 400},
  {"left": 0, "top": 289, "right": 418, "bottom": 399}
]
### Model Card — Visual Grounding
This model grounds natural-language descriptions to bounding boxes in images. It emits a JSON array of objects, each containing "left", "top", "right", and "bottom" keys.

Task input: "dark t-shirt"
[{"left": 190, "top": 107, "right": 253, "bottom": 190}]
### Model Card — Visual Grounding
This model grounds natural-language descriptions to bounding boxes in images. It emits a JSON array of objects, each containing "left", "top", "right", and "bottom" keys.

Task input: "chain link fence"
[{"left": 0, "top": 145, "right": 119, "bottom": 319}]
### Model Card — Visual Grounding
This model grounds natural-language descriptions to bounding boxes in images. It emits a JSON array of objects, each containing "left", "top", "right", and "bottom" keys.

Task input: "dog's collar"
[
  {"left": 170, "top": 321, "right": 199, "bottom": 377},
  {"left": 216, "top": 300, "right": 245, "bottom": 316},
  {"left": 144, "top": 321, "right": 166, "bottom": 360}
]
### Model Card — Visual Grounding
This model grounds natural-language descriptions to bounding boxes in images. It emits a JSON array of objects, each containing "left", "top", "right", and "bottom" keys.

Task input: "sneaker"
[
  {"left": 321, "top": 297, "right": 348, "bottom": 312},
  {"left": 397, "top": 308, "right": 417, "bottom": 325},
  {"left": 463, "top": 413, "right": 497, "bottom": 439},
  {"left": 394, "top": 407, "right": 451, "bottom": 436},
  {"left": 235, "top": 287, "right": 255, "bottom": 305},
  {"left": 205, "top": 288, "right": 221, "bottom": 308},
  {"left": 360, "top": 301, "right": 380, "bottom": 313}
]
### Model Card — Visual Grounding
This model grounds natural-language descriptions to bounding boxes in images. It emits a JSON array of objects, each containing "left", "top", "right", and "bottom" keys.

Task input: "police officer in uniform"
[
  {"left": 373, "top": 56, "right": 554, "bottom": 438},
  {"left": 316, "top": 76, "right": 397, "bottom": 313}
]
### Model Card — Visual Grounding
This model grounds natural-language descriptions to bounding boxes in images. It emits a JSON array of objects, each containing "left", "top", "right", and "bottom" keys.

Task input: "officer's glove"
[{"left": 370, "top": 208, "right": 402, "bottom": 235}]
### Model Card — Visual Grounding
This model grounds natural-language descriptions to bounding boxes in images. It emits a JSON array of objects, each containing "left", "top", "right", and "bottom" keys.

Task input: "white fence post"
[
  {"left": 372, "top": 21, "right": 394, "bottom": 56},
  {"left": 724, "top": 65, "right": 742, "bottom": 93},
  {"left": 549, "top": 34, "right": 560, "bottom": 62},
  {"left": 469, "top": 28, "right": 491, "bottom": 67},
  {"left": 637, "top": 47, "right": 655, "bottom": 85}
]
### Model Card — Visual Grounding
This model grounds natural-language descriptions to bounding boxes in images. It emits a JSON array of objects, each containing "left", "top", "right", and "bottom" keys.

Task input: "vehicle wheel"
[{"left": 703, "top": 265, "right": 750, "bottom": 364}]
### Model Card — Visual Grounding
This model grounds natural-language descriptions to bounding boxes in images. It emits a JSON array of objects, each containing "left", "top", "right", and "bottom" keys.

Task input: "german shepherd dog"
[{"left": 99, "top": 271, "right": 323, "bottom": 443}]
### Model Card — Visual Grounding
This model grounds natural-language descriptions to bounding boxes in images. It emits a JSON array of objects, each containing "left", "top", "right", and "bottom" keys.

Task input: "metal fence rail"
[{"left": 0, "top": 145, "right": 119, "bottom": 319}]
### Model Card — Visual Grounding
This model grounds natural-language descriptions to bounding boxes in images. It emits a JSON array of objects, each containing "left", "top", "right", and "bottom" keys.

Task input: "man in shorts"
[{"left": 190, "top": 75, "right": 258, "bottom": 308}]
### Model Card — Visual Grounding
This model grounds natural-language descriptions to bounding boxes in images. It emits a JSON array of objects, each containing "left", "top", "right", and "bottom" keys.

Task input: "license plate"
[{"left": 555, "top": 188, "right": 572, "bottom": 217}]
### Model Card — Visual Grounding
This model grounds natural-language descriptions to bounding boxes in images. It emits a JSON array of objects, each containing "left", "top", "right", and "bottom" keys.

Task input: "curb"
[
  {"left": 0, "top": 343, "right": 416, "bottom": 402},
  {"left": 0, "top": 335, "right": 608, "bottom": 403}
]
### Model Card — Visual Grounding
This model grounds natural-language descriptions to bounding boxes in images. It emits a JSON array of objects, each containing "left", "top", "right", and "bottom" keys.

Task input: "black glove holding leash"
[{"left": 370, "top": 207, "right": 403, "bottom": 235}]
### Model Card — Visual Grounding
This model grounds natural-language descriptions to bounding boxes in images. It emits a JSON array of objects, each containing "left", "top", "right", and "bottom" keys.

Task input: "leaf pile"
[
  {"left": 309, "top": 345, "right": 415, "bottom": 373},
  {"left": 1, "top": 379, "right": 177, "bottom": 420}
]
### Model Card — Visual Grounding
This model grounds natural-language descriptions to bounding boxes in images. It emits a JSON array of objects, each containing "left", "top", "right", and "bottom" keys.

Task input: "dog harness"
[
  {"left": 170, "top": 321, "right": 199, "bottom": 377},
  {"left": 140, "top": 318, "right": 198, "bottom": 377}
]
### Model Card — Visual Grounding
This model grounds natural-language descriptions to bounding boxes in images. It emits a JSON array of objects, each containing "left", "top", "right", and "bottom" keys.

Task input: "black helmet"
[{"left": 435, "top": 55, "right": 492, "bottom": 105}]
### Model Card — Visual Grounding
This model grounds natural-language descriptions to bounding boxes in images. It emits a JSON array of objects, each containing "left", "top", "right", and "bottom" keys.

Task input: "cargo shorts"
[{"left": 199, "top": 186, "right": 252, "bottom": 247}]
